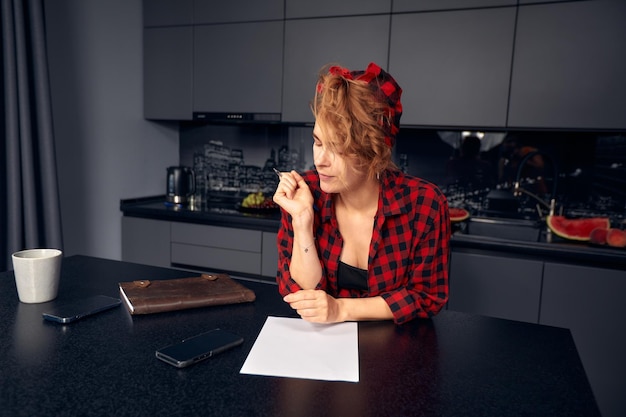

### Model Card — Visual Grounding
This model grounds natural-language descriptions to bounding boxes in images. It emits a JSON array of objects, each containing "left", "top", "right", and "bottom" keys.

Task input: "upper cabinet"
[
  {"left": 143, "top": 0, "right": 193, "bottom": 119},
  {"left": 286, "top": 0, "right": 390, "bottom": 18},
  {"left": 142, "top": 0, "right": 283, "bottom": 120},
  {"left": 192, "top": 0, "right": 284, "bottom": 117},
  {"left": 282, "top": 15, "right": 390, "bottom": 123},
  {"left": 143, "top": 0, "right": 192, "bottom": 26},
  {"left": 144, "top": 27, "right": 193, "bottom": 120},
  {"left": 393, "top": 0, "right": 515, "bottom": 12},
  {"left": 194, "top": 0, "right": 283, "bottom": 23},
  {"left": 517, "top": 0, "right": 573, "bottom": 3},
  {"left": 193, "top": 21, "right": 283, "bottom": 115},
  {"left": 389, "top": 7, "right": 515, "bottom": 128},
  {"left": 508, "top": 0, "right": 626, "bottom": 130},
  {"left": 143, "top": 0, "right": 626, "bottom": 130}
]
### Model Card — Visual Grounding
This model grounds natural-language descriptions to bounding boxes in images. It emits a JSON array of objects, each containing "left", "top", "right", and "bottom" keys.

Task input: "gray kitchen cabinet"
[
  {"left": 170, "top": 222, "right": 263, "bottom": 275},
  {"left": 122, "top": 217, "right": 172, "bottom": 268},
  {"left": 389, "top": 7, "right": 515, "bottom": 128},
  {"left": 282, "top": 15, "right": 390, "bottom": 123},
  {"left": 447, "top": 251, "right": 543, "bottom": 323},
  {"left": 194, "top": 0, "right": 284, "bottom": 24},
  {"left": 392, "top": 0, "right": 515, "bottom": 12},
  {"left": 122, "top": 218, "right": 278, "bottom": 279},
  {"left": 518, "top": 0, "right": 578, "bottom": 4},
  {"left": 143, "top": 0, "right": 192, "bottom": 26},
  {"left": 193, "top": 21, "right": 283, "bottom": 115},
  {"left": 261, "top": 232, "right": 278, "bottom": 279},
  {"left": 286, "top": 0, "right": 390, "bottom": 18},
  {"left": 508, "top": 0, "right": 626, "bottom": 130},
  {"left": 540, "top": 262, "right": 626, "bottom": 417},
  {"left": 143, "top": 27, "right": 193, "bottom": 120}
]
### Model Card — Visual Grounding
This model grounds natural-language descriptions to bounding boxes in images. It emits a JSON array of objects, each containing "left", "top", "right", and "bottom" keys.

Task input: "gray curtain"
[{"left": 1, "top": 0, "right": 62, "bottom": 271}]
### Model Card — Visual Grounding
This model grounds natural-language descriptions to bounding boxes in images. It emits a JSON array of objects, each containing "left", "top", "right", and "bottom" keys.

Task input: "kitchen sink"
[{"left": 456, "top": 217, "right": 544, "bottom": 242}]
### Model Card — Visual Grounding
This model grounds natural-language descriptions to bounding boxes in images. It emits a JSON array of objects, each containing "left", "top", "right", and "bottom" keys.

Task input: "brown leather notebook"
[{"left": 118, "top": 273, "right": 256, "bottom": 315}]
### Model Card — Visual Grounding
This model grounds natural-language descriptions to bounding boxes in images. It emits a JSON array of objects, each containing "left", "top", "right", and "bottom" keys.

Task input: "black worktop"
[
  {"left": 121, "top": 196, "right": 626, "bottom": 269},
  {"left": 121, "top": 195, "right": 281, "bottom": 232},
  {"left": 1, "top": 255, "right": 600, "bottom": 417}
]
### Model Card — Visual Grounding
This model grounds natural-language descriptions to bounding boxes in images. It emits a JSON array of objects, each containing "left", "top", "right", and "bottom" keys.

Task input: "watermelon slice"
[
  {"left": 546, "top": 215, "right": 610, "bottom": 241},
  {"left": 450, "top": 207, "right": 470, "bottom": 223}
]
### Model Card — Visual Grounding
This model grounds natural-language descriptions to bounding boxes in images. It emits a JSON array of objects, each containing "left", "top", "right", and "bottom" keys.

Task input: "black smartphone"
[
  {"left": 42, "top": 295, "right": 122, "bottom": 324},
  {"left": 155, "top": 329, "right": 244, "bottom": 368}
]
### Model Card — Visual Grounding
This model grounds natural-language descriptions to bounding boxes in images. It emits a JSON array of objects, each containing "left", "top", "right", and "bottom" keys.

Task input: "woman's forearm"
[
  {"left": 288, "top": 222, "right": 323, "bottom": 290},
  {"left": 337, "top": 296, "right": 393, "bottom": 322}
]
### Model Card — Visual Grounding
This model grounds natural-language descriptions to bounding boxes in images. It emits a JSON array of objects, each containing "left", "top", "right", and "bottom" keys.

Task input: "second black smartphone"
[
  {"left": 42, "top": 295, "right": 122, "bottom": 324},
  {"left": 155, "top": 329, "right": 244, "bottom": 368}
]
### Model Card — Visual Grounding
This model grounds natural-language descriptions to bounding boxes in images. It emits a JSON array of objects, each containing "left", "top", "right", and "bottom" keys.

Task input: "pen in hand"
[{"left": 272, "top": 168, "right": 317, "bottom": 212}]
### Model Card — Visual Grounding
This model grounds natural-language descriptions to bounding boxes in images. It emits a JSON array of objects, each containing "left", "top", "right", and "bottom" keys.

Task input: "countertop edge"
[
  {"left": 451, "top": 233, "right": 626, "bottom": 269},
  {"left": 120, "top": 196, "right": 281, "bottom": 233},
  {"left": 121, "top": 197, "right": 626, "bottom": 269}
]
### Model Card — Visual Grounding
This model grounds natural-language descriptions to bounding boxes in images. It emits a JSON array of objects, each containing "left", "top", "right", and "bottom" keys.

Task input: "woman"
[{"left": 273, "top": 62, "right": 450, "bottom": 325}]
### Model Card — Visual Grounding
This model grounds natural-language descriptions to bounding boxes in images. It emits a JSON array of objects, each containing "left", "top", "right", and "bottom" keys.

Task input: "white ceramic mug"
[{"left": 12, "top": 249, "right": 63, "bottom": 303}]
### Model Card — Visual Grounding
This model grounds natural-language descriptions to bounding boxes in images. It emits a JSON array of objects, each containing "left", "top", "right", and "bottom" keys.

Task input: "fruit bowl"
[{"left": 237, "top": 192, "right": 279, "bottom": 213}]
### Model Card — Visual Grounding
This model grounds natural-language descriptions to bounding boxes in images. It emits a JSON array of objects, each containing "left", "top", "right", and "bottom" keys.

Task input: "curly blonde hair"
[{"left": 311, "top": 63, "right": 401, "bottom": 181}]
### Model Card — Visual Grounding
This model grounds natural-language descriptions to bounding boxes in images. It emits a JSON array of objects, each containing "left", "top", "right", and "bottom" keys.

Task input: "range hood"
[{"left": 193, "top": 112, "right": 281, "bottom": 123}]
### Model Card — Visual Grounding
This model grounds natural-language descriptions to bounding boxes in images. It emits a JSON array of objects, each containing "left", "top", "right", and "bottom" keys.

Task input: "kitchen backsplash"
[{"left": 179, "top": 122, "right": 626, "bottom": 219}]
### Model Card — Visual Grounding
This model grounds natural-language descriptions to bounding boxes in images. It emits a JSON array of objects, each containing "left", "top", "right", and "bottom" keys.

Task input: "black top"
[
  {"left": 337, "top": 261, "right": 368, "bottom": 291},
  {"left": 0, "top": 255, "right": 599, "bottom": 417}
]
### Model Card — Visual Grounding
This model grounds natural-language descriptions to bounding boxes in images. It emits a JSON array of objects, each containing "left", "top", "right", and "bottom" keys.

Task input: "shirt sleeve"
[
  {"left": 275, "top": 170, "right": 328, "bottom": 296},
  {"left": 275, "top": 211, "right": 303, "bottom": 296},
  {"left": 381, "top": 189, "right": 451, "bottom": 324}
]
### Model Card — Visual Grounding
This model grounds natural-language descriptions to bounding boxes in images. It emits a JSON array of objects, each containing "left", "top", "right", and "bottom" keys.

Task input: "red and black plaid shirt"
[{"left": 276, "top": 169, "right": 450, "bottom": 324}]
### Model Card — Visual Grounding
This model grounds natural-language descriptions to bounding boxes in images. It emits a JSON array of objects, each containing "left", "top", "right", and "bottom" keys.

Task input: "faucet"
[
  {"left": 513, "top": 150, "right": 559, "bottom": 217},
  {"left": 513, "top": 185, "right": 557, "bottom": 216}
]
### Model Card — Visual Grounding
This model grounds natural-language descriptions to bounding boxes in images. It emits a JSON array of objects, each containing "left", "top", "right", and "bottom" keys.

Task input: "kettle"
[{"left": 166, "top": 166, "right": 195, "bottom": 204}]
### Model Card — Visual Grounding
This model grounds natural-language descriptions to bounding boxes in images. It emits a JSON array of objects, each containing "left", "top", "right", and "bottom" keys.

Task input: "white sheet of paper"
[{"left": 240, "top": 316, "right": 359, "bottom": 382}]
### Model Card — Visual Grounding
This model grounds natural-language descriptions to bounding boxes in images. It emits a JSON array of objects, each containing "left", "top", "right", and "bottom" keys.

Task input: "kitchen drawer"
[
  {"left": 261, "top": 232, "right": 279, "bottom": 278},
  {"left": 540, "top": 262, "right": 626, "bottom": 417},
  {"left": 171, "top": 243, "right": 261, "bottom": 275},
  {"left": 170, "top": 223, "right": 263, "bottom": 275},
  {"left": 122, "top": 217, "right": 171, "bottom": 268},
  {"left": 448, "top": 251, "right": 543, "bottom": 323},
  {"left": 171, "top": 223, "right": 262, "bottom": 252}
]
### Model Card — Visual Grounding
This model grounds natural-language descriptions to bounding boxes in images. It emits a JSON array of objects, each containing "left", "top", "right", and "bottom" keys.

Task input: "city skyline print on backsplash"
[
  {"left": 180, "top": 124, "right": 314, "bottom": 203},
  {"left": 179, "top": 122, "right": 626, "bottom": 215}
]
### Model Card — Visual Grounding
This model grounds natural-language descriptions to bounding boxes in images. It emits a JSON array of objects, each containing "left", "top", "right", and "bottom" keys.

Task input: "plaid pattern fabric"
[
  {"left": 276, "top": 169, "right": 450, "bottom": 324},
  {"left": 327, "top": 62, "right": 402, "bottom": 148}
]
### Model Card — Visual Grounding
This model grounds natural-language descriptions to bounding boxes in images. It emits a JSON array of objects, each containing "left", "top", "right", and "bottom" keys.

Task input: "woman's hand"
[
  {"left": 273, "top": 170, "right": 315, "bottom": 222},
  {"left": 283, "top": 290, "right": 344, "bottom": 323}
]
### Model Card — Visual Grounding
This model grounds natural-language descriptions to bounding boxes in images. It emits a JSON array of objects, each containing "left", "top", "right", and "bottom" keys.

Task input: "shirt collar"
[
  {"left": 379, "top": 169, "right": 411, "bottom": 217},
  {"left": 318, "top": 169, "right": 411, "bottom": 223}
]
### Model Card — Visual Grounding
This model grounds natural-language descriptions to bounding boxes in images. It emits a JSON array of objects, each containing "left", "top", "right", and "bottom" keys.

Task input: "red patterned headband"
[{"left": 323, "top": 62, "right": 403, "bottom": 148}]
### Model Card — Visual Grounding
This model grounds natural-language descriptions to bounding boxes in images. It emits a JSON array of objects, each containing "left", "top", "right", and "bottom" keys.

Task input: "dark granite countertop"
[
  {"left": 120, "top": 195, "right": 281, "bottom": 233},
  {"left": 121, "top": 196, "right": 626, "bottom": 269},
  {"left": 0, "top": 255, "right": 600, "bottom": 417},
  {"left": 451, "top": 232, "right": 626, "bottom": 269}
]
